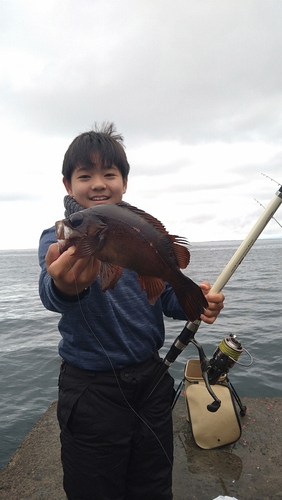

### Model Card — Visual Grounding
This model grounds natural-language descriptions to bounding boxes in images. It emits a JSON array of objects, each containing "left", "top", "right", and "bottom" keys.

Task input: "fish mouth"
[
  {"left": 57, "top": 239, "right": 68, "bottom": 253},
  {"left": 55, "top": 221, "right": 73, "bottom": 241},
  {"left": 55, "top": 222, "right": 76, "bottom": 253}
]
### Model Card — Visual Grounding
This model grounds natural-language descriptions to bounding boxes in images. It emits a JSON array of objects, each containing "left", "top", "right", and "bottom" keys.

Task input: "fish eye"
[{"left": 69, "top": 212, "right": 84, "bottom": 228}]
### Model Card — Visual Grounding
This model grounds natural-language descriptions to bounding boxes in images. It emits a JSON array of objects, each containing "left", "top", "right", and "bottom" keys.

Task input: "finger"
[
  {"left": 199, "top": 282, "right": 211, "bottom": 296},
  {"left": 45, "top": 243, "right": 62, "bottom": 267},
  {"left": 51, "top": 246, "right": 92, "bottom": 275},
  {"left": 65, "top": 253, "right": 98, "bottom": 280},
  {"left": 205, "top": 291, "right": 225, "bottom": 304},
  {"left": 46, "top": 245, "right": 87, "bottom": 284},
  {"left": 200, "top": 312, "right": 217, "bottom": 324},
  {"left": 75, "top": 256, "right": 101, "bottom": 283}
]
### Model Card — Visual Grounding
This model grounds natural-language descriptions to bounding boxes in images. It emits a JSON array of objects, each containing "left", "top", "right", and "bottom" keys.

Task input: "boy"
[{"left": 38, "top": 123, "right": 224, "bottom": 500}]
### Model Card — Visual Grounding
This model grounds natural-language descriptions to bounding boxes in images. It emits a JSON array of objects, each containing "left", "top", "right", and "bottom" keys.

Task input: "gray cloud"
[
  {"left": 1, "top": 0, "right": 282, "bottom": 249},
  {"left": 0, "top": 193, "right": 40, "bottom": 202},
  {"left": 2, "top": 0, "right": 282, "bottom": 144}
]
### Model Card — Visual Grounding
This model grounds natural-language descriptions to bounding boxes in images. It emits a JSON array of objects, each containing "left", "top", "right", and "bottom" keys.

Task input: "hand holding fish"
[
  {"left": 45, "top": 242, "right": 101, "bottom": 297},
  {"left": 199, "top": 281, "right": 225, "bottom": 324}
]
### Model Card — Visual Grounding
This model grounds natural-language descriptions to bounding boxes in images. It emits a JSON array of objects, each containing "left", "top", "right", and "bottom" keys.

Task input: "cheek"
[{"left": 74, "top": 185, "right": 87, "bottom": 197}]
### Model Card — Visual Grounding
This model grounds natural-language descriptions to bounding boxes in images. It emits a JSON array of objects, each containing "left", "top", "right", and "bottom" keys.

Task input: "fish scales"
[{"left": 55, "top": 202, "right": 208, "bottom": 321}]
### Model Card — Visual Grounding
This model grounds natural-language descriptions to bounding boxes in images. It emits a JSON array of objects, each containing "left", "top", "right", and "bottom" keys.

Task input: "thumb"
[
  {"left": 45, "top": 242, "right": 62, "bottom": 267},
  {"left": 199, "top": 281, "right": 211, "bottom": 295}
]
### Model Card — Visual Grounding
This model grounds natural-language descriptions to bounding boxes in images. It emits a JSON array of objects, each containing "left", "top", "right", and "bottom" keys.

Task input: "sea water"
[{"left": 0, "top": 239, "right": 281, "bottom": 468}]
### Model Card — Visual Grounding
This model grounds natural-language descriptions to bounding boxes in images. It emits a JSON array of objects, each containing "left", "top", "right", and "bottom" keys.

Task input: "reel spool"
[{"left": 208, "top": 333, "right": 252, "bottom": 384}]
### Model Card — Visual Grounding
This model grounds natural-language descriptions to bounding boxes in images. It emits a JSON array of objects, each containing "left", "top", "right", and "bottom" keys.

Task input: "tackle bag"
[{"left": 184, "top": 359, "right": 243, "bottom": 449}]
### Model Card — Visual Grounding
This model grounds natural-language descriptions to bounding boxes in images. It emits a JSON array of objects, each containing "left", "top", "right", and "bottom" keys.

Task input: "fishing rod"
[{"left": 140, "top": 184, "right": 282, "bottom": 409}]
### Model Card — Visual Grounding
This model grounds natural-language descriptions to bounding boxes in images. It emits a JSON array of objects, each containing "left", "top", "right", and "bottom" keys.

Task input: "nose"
[{"left": 90, "top": 174, "right": 106, "bottom": 191}]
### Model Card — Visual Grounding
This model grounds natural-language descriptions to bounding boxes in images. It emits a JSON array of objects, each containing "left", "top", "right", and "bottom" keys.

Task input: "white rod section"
[
  {"left": 210, "top": 186, "right": 282, "bottom": 294},
  {"left": 184, "top": 185, "right": 282, "bottom": 332},
  {"left": 210, "top": 187, "right": 282, "bottom": 293}
]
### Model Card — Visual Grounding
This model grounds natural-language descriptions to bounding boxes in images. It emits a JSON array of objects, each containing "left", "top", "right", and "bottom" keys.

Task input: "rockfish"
[{"left": 55, "top": 202, "right": 207, "bottom": 321}]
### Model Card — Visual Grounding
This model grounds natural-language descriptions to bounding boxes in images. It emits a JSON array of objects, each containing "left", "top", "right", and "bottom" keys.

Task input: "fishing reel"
[
  {"left": 141, "top": 325, "right": 251, "bottom": 414},
  {"left": 208, "top": 334, "right": 244, "bottom": 384},
  {"left": 190, "top": 333, "right": 252, "bottom": 413}
]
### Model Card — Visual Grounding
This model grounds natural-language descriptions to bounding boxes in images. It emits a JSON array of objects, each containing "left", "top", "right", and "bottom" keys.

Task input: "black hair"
[{"left": 62, "top": 122, "right": 130, "bottom": 182}]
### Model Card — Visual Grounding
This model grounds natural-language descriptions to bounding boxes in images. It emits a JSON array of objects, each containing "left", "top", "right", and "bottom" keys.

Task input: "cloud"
[
  {"left": 0, "top": 193, "right": 40, "bottom": 202},
  {"left": 1, "top": 0, "right": 282, "bottom": 249},
  {"left": 1, "top": 0, "right": 282, "bottom": 144}
]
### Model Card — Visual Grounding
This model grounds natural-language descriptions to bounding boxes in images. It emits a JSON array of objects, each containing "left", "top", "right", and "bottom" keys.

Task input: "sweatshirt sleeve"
[
  {"left": 38, "top": 226, "right": 90, "bottom": 313},
  {"left": 160, "top": 283, "right": 188, "bottom": 320}
]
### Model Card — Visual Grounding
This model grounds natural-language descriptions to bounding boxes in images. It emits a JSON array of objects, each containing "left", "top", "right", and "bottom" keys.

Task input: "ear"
[
  {"left": 123, "top": 178, "right": 128, "bottom": 194},
  {"left": 63, "top": 177, "right": 73, "bottom": 196}
]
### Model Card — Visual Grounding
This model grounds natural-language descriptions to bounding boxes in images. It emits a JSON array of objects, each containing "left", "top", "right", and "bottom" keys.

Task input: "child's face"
[{"left": 63, "top": 159, "right": 127, "bottom": 209}]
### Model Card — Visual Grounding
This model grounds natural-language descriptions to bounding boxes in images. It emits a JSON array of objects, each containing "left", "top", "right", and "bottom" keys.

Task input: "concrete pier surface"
[{"left": 0, "top": 397, "right": 281, "bottom": 500}]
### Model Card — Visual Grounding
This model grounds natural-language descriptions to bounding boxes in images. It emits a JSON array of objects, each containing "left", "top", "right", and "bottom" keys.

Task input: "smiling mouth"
[{"left": 90, "top": 196, "right": 109, "bottom": 201}]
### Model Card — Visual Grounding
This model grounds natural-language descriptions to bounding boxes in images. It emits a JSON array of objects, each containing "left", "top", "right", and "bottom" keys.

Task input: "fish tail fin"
[{"left": 174, "top": 274, "right": 208, "bottom": 321}]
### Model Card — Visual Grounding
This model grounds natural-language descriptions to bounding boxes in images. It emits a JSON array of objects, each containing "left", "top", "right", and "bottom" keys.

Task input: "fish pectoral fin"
[
  {"left": 170, "top": 236, "right": 190, "bottom": 269},
  {"left": 73, "top": 237, "right": 95, "bottom": 257},
  {"left": 138, "top": 276, "right": 165, "bottom": 305},
  {"left": 100, "top": 262, "right": 123, "bottom": 292},
  {"left": 73, "top": 226, "right": 108, "bottom": 257}
]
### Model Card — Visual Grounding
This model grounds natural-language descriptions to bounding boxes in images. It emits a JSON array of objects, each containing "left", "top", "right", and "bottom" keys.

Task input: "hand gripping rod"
[{"left": 140, "top": 185, "right": 282, "bottom": 406}]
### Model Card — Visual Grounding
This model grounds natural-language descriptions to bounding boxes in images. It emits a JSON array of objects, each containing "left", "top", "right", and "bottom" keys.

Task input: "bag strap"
[
  {"left": 226, "top": 377, "right": 247, "bottom": 417},
  {"left": 171, "top": 378, "right": 185, "bottom": 410}
]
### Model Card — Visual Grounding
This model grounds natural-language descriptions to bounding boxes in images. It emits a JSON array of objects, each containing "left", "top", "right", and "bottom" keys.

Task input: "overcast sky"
[{"left": 1, "top": 0, "right": 282, "bottom": 251}]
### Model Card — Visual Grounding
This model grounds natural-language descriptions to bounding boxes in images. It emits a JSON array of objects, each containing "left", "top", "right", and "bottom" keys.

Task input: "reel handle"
[
  {"left": 207, "top": 400, "right": 221, "bottom": 412},
  {"left": 191, "top": 338, "right": 221, "bottom": 412}
]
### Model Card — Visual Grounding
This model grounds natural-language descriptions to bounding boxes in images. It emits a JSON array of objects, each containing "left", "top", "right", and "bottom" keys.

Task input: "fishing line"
[
  {"left": 197, "top": 178, "right": 282, "bottom": 342},
  {"left": 65, "top": 257, "right": 173, "bottom": 468},
  {"left": 215, "top": 337, "right": 252, "bottom": 367},
  {"left": 140, "top": 184, "right": 282, "bottom": 406},
  {"left": 211, "top": 204, "right": 282, "bottom": 345},
  {"left": 217, "top": 339, "right": 241, "bottom": 361},
  {"left": 61, "top": 183, "right": 282, "bottom": 443},
  {"left": 209, "top": 182, "right": 282, "bottom": 320},
  {"left": 255, "top": 199, "right": 282, "bottom": 228},
  {"left": 261, "top": 172, "right": 281, "bottom": 186}
]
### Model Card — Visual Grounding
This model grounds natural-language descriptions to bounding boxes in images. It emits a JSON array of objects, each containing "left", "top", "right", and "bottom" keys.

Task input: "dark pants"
[{"left": 57, "top": 356, "right": 174, "bottom": 500}]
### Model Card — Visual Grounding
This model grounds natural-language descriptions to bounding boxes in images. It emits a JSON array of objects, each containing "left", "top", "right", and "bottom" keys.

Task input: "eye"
[
  {"left": 69, "top": 212, "right": 84, "bottom": 228},
  {"left": 78, "top": 174, "right": 90, "bottom": 179}
]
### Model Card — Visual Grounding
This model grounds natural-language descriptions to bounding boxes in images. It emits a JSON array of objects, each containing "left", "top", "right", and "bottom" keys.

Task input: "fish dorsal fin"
[
  {"left": 138, "top": 275, "right": 166, "bottom": 305},
  {"left": 100, "top": 262, "right": 124, "bottom": 292},
  {"left": 116, "top": 202, "right": 170, "bottom": 235},
  {"left": 117, "top": 202, "right": 190, "bottom": 269}
]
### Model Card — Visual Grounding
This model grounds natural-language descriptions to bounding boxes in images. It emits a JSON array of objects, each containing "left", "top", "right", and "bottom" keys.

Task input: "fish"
[{"left": 55, "top": 202, "right": 208, "bottom": 321}]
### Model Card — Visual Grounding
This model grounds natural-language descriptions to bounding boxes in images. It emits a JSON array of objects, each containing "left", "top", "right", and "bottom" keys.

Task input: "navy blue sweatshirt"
[{"left": 38, "top": 226, "right": 187, "bottom": 371}]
